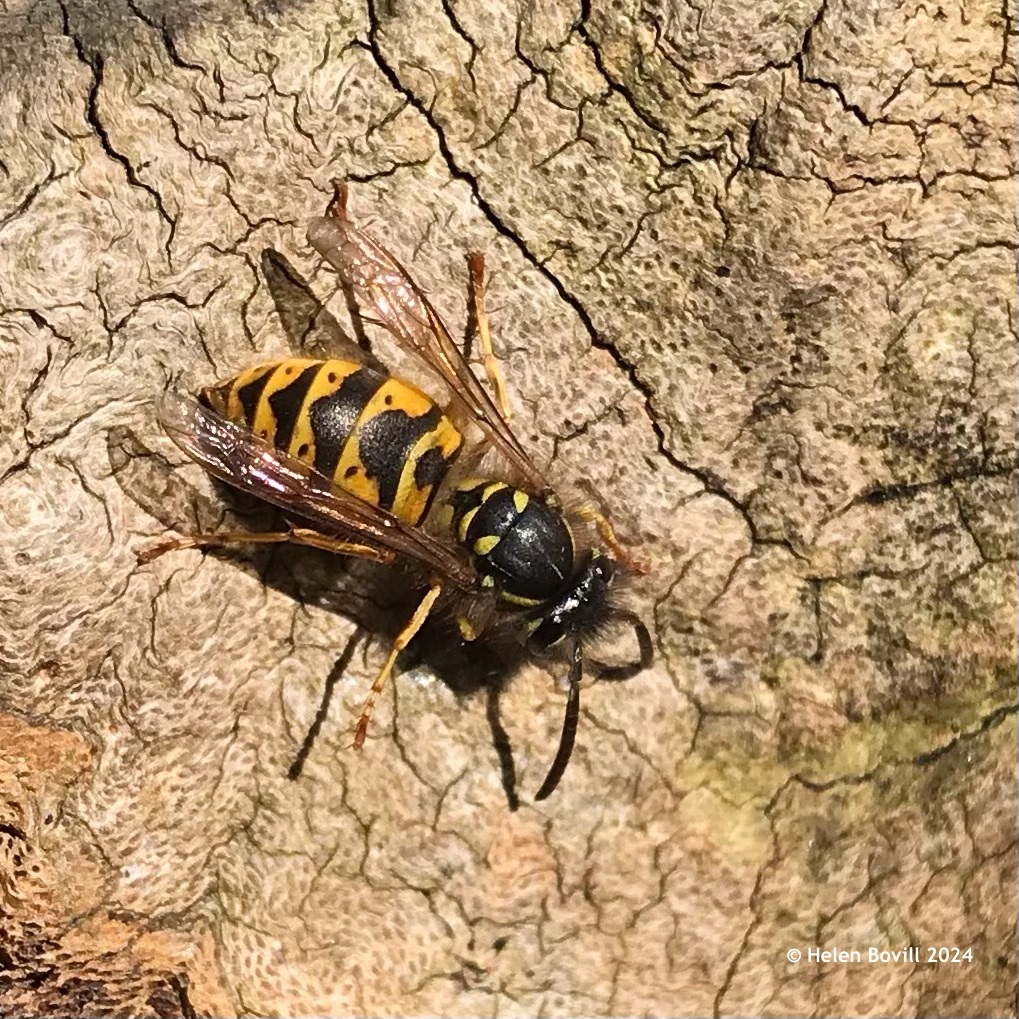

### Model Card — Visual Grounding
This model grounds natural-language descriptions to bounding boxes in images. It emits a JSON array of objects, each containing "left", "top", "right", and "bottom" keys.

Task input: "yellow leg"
[
  {"left": 353, "top": 583, "right": 443, "bottom": 749},
  {"left": 575, "top": 505, "right": 650, "bottom": 576},
  {"left": 138, "top": 528, "right": 392, "bottom": 565},
  {"left": 467, "top": 253, "right": 511, "bottom": 420},
  {"left": 456, "top": 615, "right": 479, "bottom": 642}
]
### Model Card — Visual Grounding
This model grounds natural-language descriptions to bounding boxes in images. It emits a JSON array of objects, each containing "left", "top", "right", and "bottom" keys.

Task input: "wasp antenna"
[
  {"left": 630, "top": 614, "right": 654, "bottom": 670},
  {"left": 591, "top": 610, "right": 654, "bottom": 682},
  {"left": 534, "top": 642, "right": 584, "bottom": 801}
]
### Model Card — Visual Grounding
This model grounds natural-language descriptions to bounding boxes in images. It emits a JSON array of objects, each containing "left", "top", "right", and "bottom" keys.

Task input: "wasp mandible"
[{"left": 146, "top": 184, "right": 653, "bottom": 800}]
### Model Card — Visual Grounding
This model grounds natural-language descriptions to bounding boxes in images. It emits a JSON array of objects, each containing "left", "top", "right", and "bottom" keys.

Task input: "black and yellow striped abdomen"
[{"left": 199, "top": 358, "right": 463, "bottom": 525}]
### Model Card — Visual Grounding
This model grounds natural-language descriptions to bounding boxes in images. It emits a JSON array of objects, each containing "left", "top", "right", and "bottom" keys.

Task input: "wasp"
[{"left": 147, "top": 184, "right": 653, "bottom": 800}]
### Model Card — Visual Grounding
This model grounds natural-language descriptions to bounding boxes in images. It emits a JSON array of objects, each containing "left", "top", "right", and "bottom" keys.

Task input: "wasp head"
[{"left": 525, "top": 550, "right": 616, "bottom": 655}]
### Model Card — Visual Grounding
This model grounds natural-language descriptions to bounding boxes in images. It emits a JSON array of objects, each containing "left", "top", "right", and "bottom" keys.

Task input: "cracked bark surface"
[{"left": 0, "top": 0, "right": 1016, "bottom": 1015}]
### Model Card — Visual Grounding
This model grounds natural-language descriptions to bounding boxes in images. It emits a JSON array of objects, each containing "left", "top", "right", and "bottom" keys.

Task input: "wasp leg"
[
  {"left": 575, "top": 504, "right": 651, "bottom": 576},
  {"left": 326, "top": 178, "right": 350, "bottom": 219},
  {"left": 138, "top": 528, "right": 393, "bottom": 565},
  {"left": 466, "top": 252, "right": 511, "bottom": 420},
  {"left": 353, "top": 582, "right": 443, "bottom": 749},
  {"left": 456, "top": 615, "right": 479, "bottom": 642}
]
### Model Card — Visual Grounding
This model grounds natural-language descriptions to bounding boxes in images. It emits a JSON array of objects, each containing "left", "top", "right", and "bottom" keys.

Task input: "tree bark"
[{"left": 0, "top": 0, "right": 1015, "bottom": 1016}]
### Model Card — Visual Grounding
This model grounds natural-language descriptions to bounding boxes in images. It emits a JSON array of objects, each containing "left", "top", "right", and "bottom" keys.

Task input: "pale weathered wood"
[{"left": 0, "top": 0, "right": 1015, "bottom": 1015}]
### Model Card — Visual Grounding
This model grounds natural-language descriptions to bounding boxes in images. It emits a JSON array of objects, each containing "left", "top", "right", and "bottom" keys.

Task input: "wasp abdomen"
[
  {"left": 449, "top": 481, "right": 575, "bottom": 606},
  {"left": 200, "top": 358, "right": 463, "bottom": 525}
]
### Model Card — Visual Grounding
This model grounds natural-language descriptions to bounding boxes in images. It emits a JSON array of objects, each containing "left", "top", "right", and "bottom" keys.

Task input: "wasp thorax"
[{"left": 448, "top": 480, "right": 575, "bottom": 606}]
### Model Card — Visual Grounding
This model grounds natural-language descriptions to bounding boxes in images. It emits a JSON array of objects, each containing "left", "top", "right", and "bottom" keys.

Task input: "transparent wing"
[
  {"left": 157, "top": 390, "right": 478, "bottom": 590},
  {"left": 260, "top": 248, "right": 386, "bottom": 374},
  {"left": 306, "top": 194, "right": 550, "bottom": 495}
]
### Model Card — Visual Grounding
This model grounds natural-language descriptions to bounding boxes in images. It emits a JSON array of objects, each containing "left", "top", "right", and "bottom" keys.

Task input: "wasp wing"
[
  {"left": 307, "top": 207, "right": 550, "bottom": 495},
  {"left": 157, "top": 391, "right": 478, "bottom": 590},
  {"left": 260, "top": 248, "right": 386, "bottom": 374}
]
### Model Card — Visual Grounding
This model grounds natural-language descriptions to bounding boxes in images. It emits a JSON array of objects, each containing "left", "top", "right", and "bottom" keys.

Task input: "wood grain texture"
[{"left": 0, "top": 0, "right": 1015, "bottom": 1015}]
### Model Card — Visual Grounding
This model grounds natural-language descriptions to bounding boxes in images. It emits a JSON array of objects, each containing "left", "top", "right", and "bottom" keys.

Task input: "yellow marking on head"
[
  {"left": 249, "top": 358, "right": 322, "bottom": 444},
  {"left": 457, "top": 616, "right": 478, "bottom": 642},
  {"left": 458, "top": 506, "right": 480, "bottom": 543},
  {"left": 512, "top": 489, "right": 529, "bottom": 514},
  {"left": 481, "top": 481, "right": 508, "bottom": 502},
  {"left": 481, "top": 575, "right": 495, "bottom": 588},
  {"left": 500, "top": 590, "right": 542, "bottom": 607},
  {"left": 473, "top": 534, "right": 500, "bottom": 556},
  {"left": 286, "top": 359, "right": 362, "bottom": 463}
]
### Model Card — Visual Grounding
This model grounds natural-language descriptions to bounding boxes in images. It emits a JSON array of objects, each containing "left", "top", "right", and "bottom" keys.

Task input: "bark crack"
[
  {"left": 59, "top": 2, "right": 176, "bottom": 257},
  {"left": 361, "top": 1, "right": 772, "bottom": 549}
]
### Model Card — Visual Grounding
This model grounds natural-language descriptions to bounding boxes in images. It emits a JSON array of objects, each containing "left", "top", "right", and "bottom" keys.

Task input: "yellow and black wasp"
[{"left": 148, "top": 184, "right": 653, "bottom": 800}]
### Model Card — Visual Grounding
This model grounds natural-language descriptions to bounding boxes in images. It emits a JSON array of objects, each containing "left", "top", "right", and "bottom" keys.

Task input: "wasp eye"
[{"left": 527, "top": 618, "right": 565, "bottom": 655}]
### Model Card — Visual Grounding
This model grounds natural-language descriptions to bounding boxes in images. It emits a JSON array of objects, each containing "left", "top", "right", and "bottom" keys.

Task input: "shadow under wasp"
[{"left": 143, "top": 183, "right": 653, "bottom": 801}]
